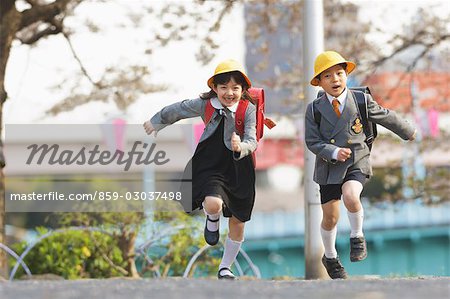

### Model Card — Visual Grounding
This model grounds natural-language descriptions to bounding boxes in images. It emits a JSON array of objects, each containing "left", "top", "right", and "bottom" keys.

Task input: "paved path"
[{"left": 1, "top": 277, "right": 449, "bottom": 299}]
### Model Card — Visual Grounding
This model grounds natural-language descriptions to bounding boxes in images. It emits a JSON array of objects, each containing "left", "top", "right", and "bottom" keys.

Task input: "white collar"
[
  {"left": 210, "top": 97, "right": 239, "bottom": 112},
  {"left": 326, "top": 88, "right": 348, "bottom": 105}
]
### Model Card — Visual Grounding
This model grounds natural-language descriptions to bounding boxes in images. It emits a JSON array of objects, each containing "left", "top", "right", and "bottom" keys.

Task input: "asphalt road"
[{"left": 1, "top": 277, "right": 449, "bottom": 299}]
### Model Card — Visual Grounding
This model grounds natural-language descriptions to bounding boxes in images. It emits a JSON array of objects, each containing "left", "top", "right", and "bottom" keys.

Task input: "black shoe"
[
  {"left": 204, "top": 215, "right": 219, "bottom": 246},
  {"left": 350, "top": 236, "right": 367, "bottom": 262},
  {"left": 322, "top": 255, "right": 348, "bottom": 279},
  {"left": 218, "top": 267, "right": 236, "bottom": 280}
]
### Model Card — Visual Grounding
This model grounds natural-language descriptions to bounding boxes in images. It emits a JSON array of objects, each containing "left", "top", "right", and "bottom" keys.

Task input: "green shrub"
[
  {"left": 10, "top": 227, "right": 127, "bottom": 279},
  {"left": 139, "top": 212, "right": 222, "bottom": 278}
]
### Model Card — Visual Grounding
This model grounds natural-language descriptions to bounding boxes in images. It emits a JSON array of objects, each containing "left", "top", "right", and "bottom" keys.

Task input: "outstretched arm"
[
  {"left": 366, "top": 94, "right": 416, "bottom": 140},
  {"left": 147, "top": 98, "right": 205, "bottom": 133},
  {"left": 143, "top": 120, "right": 157, "bottom": 137}
]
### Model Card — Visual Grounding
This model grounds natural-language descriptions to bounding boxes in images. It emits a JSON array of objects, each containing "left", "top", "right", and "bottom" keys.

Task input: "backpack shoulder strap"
[
  {"left": 352, "top": 90, "right": 368, "bottom": 118},
  {"left": 312, "top": 99, "right": 321, "bottom": 125},
  {"left": 204, "top": 99, "right": 215, "bottom": 125},
  {"left": 235, "top": 100, "right": 249, "bottom": 137},
  {"left": 351, "top": 90, "right": 375, "bottom": 147},
  {"left": 313, "top": 90, "right": 327, "bottom": 126}
]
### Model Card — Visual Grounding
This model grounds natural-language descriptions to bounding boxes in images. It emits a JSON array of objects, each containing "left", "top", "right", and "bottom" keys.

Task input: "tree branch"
[
  {"left": 364, "top": 45, "right": 435, "bottom": 107},
  {"left": 17, "top": 2, "right": 98, "bottom": 87},
  {"left": 101, "top": 252, "right": 129, "bottom": 276},
  {"left": 208, "top": 0, "right": 235, "bottom": 33},
  {"left": 89, "top": 232, "right": 129, "bottom": 276},
  {"left": 370, "top": 31, "right": 449, "bottom": 68},
  {"left": 61, "top": 29, "right": 100, "bottom": 87},
  {"left": 17, "top": 23, "right": 61, "bottom": 44},
  {"left": 371, "top": 37, "right": 422, "bottom": 67},
  {"left": 19, "top": 0, "right": 74, "bottom": 30},
  {"left": 0, "top": 0, "right": 16, "bottom": 15},
  {"left": 25, "top": 0, "right": 38, "bottom": 6},
  {"left": 363, "top": 34, "right": 450, "bottom": 95}
]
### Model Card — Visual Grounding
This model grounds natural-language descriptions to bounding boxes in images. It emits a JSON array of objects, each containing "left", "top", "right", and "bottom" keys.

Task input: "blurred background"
[{"left": 1, "top": 0, "right": 449, "bottom": 279}]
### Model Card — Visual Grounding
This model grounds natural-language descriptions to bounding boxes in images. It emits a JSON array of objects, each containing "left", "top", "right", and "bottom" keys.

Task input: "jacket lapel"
[
  {"left": 316, "top": 94, "right": 339, "bottom": 126},
  {"left": 331, "top": 91, "right": 357, "bottom": 137}
]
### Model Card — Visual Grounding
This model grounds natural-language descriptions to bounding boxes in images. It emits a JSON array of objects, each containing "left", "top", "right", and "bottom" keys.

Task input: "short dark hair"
[{"left": 316, "top": 63, "right": 347, "bottom": 81}]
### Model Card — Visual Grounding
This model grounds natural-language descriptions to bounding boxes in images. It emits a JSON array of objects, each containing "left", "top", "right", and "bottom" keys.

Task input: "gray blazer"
[
  {"left": 305, "top": 91, "right": 415, "bottom": 185},
  {"left": 150, "top": 98, "right": 257, "bottom": 160}
]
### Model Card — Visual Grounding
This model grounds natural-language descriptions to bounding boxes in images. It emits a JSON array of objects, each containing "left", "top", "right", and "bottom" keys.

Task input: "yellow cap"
[
  {"left": 310, "top": 51, "right": 356, "bottom": 86},
  {"left": 207, "top": 59, "right": 252, "bottom": 89}
]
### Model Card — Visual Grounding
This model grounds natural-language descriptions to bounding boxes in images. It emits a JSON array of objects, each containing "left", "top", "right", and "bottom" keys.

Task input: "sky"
[
  {"left": 346, "top": 0, "right": 449, "bottom": 52},
  {"left": 5, "top": 1, "right": 246, "bottom": 126},
  {"left": 3, "top": 0, "right": 449, "bottom": 126}
]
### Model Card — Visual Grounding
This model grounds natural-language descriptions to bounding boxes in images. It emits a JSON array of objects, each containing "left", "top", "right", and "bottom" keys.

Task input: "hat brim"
[
  {"left": 310, "top": 61, "right": 356, "bottom": 86},
  {"left": 207, "top": 71, "right": 252, "bottom": 89}
]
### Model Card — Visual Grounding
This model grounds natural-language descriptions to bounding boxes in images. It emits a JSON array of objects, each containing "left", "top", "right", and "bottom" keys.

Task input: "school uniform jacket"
[
  {"left": 150, "top": 97, "right": 257, "bottom": 160},
  {"left": 305, "top": 91, "right": 415, "bottom": 185}
]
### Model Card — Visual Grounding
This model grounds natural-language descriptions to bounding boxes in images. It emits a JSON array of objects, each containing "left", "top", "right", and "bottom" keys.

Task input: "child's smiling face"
[
  {"left": 213, "top": 77, "right": 243, "bottom": 107},
  {"left": 318, "top": 64, "right": 348, "bottom": 98}
]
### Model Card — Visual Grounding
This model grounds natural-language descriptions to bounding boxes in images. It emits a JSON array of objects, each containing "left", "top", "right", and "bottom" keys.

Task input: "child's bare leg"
[
  {"left": 321, "top": 199, "right": 340, "bottom": 230},
  {"left": 228, "top": 215, "right": 245, "bottom": 242},
  {"left": 342, "top": 180, "right": 363, "bottom": 213},
  {"left": 203, "top": 196, "right": 223, "bottom": 215},
  {"left": 342, "top": 180, "right": 364, "bottom": 237}
]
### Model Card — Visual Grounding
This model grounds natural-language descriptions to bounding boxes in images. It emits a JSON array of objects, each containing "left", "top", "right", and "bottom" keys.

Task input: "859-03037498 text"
[{"left": 9, "top": 191, "right": 182, "bottom": 201}]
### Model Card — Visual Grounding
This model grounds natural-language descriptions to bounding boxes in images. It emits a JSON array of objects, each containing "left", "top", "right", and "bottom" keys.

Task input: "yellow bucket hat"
[
  {"left": 310, "top": 51, "right": 356, "bottom": 86},
  {"left": 207, "top": 59, "right": 252, "bottom": 89}
]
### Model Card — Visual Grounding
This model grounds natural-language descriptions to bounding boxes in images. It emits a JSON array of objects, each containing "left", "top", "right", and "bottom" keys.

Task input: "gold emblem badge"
[{"left": 352, "top": 118, "right": 363, "bottom": 134}]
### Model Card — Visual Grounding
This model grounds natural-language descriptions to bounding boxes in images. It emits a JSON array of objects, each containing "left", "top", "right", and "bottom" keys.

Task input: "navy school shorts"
[{"left": 319, "top": 171, "right": 369, "bottom": 204}]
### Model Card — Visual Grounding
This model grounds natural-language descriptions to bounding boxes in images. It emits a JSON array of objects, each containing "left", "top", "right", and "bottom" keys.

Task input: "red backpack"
[{"left": 203, "top": 87, "right": 276, "bottom": 166}]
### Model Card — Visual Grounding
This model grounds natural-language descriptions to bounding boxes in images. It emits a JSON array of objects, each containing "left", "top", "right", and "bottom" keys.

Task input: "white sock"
[
  {"left": 203, "top": 202, "right": 220, "bottom": 231},
  {"left": 321, "top": 226, "right": 338, "bottom": 259},
  {"left": 219, "top": 237, "right": 242, "bottom": 273},
  {"left": 347, "top": 209, "right": 364, "bottom": 238}
]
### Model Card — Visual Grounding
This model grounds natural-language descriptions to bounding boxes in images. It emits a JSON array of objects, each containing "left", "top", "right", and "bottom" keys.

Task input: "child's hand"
[
  {"left": 143, "top": 121, "right": 157, "bottom": 137},
  {"left": 337, "top": 148, "right": 352, "bottom": 162},
  {"left": 231, "top": 132, "right": 241, "bottom": 152},
  {"left": 409, "top": 130, "right": 417, "bottom": 141}
]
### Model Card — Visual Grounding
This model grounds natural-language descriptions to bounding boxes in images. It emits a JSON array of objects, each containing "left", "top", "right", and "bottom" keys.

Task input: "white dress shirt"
[{"left": 325, "top": 89, "right": 348, "bottom": 160}]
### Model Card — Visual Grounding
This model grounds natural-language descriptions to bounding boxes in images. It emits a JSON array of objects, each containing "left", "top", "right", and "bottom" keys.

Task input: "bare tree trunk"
[
  {"left": 118, "top": 230, "right": 139, "bottom": 278},
  {"left": 0, "top": 0, "right": 21, "bottom": 279},
  {"left": 0, "top": 165, "right": 5, "bottom": 279}
]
